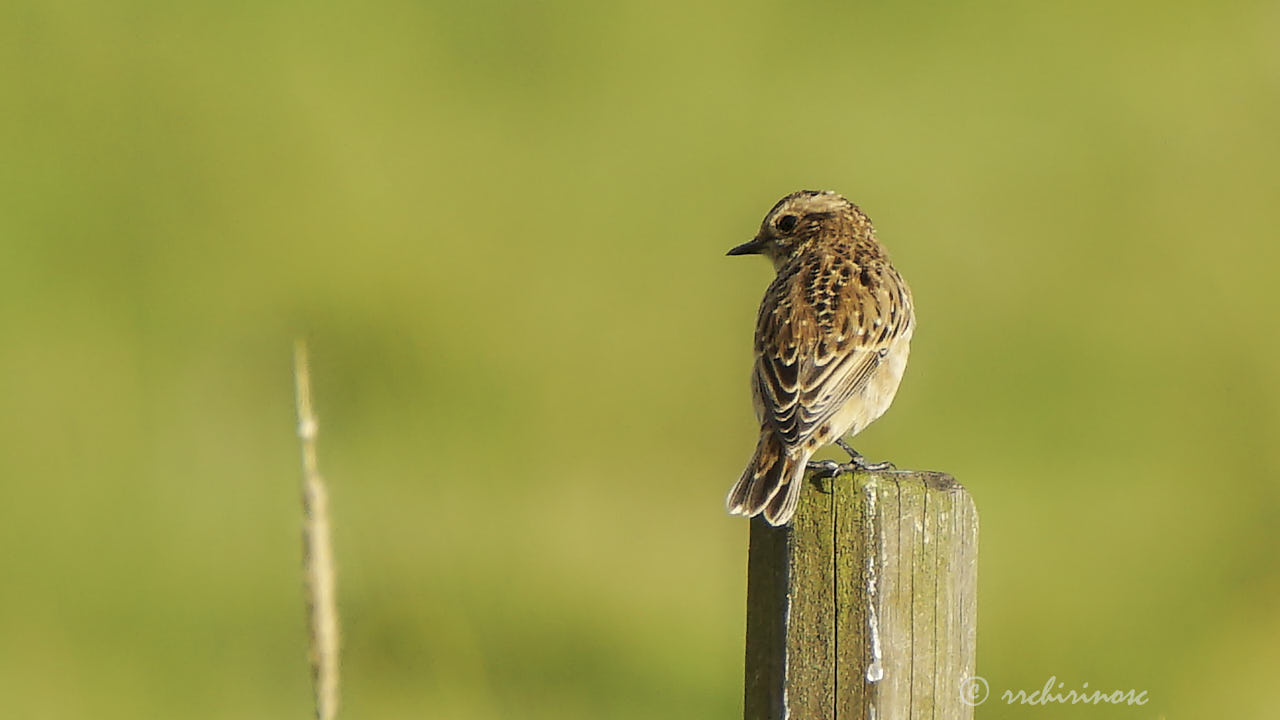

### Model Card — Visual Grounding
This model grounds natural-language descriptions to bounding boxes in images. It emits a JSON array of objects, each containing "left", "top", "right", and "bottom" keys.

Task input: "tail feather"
[{"left": 726, "top": 433, "right": 810, "bottom": 526}]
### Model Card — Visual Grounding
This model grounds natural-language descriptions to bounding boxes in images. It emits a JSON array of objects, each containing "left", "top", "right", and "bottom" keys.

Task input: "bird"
[{"left": 725, "top": 190, "right": 915, "bottom": 526}]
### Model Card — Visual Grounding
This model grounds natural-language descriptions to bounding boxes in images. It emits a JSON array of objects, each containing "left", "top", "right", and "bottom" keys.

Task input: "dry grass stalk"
[{"left": 293, "top": 339, "right": 340, "bottom": 720}]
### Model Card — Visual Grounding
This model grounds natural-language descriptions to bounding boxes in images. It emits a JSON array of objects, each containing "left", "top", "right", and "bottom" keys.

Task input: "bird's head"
[{"left": 727, "top": 190, "right": 871, "bottom": 269}]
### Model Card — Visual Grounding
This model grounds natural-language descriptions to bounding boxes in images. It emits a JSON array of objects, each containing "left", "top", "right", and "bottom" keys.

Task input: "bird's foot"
[
  {"left": 851, "top": 457, "right": 896, "bottom": 472},
  {"left": 806, "top": 459, "right": 842, "bottom": 478},
  {"left": 835, "top": 439, "right": 896, "bottom": 472}
]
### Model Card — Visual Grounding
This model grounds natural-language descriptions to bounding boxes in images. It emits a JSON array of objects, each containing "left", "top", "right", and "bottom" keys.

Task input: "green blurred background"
[{"left": 2, "top": 0, "right": 1278, "bottom": 717}]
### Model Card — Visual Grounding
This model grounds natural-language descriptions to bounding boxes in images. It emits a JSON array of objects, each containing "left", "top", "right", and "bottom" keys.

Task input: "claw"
[
  {"left": 806, "top": 459, "right": 842, "bottom": 478},
  {"left": 852, "top": 457, "right": 896, "bottom": 471}
]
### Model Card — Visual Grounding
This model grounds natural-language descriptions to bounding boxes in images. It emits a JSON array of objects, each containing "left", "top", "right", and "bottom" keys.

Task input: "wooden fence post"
[{"left": 743, "top": 469, "right": 978, "bottom": 720}]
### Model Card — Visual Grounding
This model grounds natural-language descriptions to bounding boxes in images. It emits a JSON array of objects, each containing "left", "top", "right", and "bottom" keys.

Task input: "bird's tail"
[{"left": 726, "top": 432, "right": 810, "bottom": 526}]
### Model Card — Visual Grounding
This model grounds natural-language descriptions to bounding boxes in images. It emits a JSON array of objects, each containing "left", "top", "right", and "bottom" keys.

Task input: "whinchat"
[{"left": 726, "top": 190, "right": 915, "bottom": 526}]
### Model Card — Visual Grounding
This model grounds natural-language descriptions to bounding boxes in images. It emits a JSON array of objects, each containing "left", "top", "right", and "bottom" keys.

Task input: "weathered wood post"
[{"left": 744, "top": 469, "right": 978, "bottom": 720}]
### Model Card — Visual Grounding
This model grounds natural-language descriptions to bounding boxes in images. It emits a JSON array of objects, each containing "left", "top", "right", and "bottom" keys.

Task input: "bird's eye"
[{"left": 776, "top": 215, "right": 798, "bottom": 233}]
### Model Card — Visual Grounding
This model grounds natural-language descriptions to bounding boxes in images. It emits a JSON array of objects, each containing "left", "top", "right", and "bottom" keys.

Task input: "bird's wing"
[{"left": 753, "top": 255, "right": 911, "bottom": 449}]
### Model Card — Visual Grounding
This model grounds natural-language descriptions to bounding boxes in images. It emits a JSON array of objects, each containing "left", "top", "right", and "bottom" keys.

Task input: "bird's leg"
[
  {"left": 835, "top": 439, "right": 896, "bottom": 471},
  {"left": 834, "top": 438, "right": 859, "bottom": 460}
]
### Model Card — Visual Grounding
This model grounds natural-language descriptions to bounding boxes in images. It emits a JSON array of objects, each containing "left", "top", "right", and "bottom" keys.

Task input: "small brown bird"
[{"left": 726, "top": 190, "right": 915, "bottom": 526}]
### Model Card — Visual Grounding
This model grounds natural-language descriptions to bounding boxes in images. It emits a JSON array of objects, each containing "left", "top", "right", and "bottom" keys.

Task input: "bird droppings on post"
[
  {"left": 782, "top": 592, "right": 792, "bottom": 720},
  {"left": 864, "top": 476, "right": 884, "bottom": 685}
]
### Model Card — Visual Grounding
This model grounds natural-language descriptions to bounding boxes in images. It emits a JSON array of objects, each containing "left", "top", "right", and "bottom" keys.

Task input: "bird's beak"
[{"left": 727, "top": 236, "right": 767, "bottom": 256}]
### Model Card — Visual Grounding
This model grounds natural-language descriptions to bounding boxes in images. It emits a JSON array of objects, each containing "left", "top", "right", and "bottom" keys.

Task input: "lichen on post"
[{"left": 743, "top": 469, "right": 978, "bottom": 720}]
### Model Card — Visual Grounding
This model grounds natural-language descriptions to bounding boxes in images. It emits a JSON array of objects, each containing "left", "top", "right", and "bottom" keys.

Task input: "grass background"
[{"left": 2, "top": 0, "right": 1278, "bottom": 717}]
